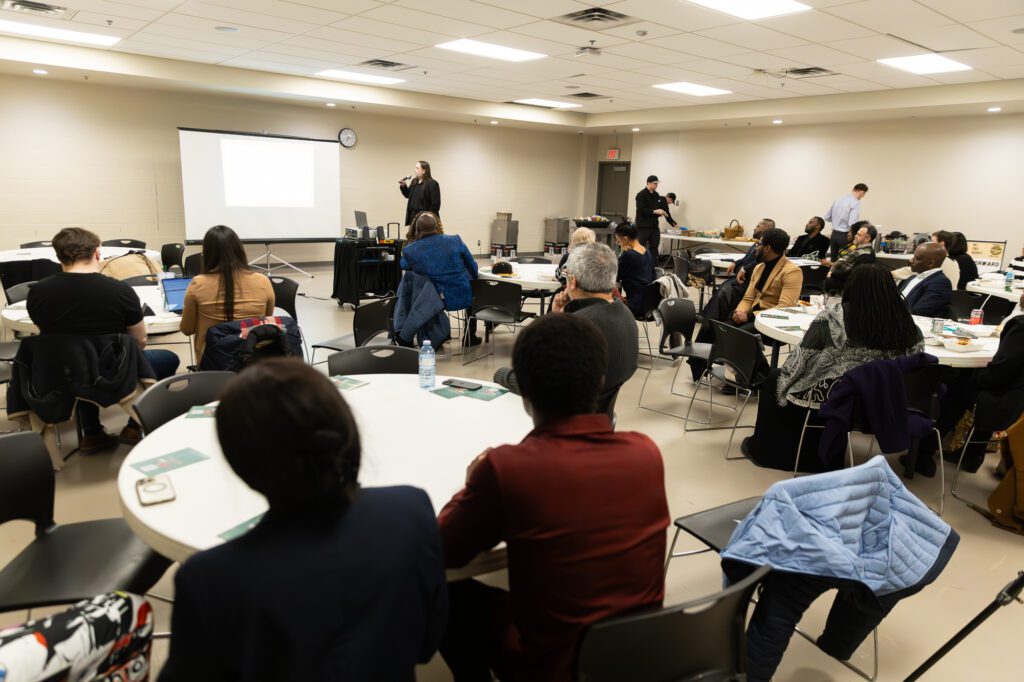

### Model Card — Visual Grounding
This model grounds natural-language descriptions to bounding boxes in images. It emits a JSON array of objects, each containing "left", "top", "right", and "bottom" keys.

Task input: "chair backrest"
[
  {"left": 949, "top": 290, "right": 984, "bottom": 321},
  {"left": 800, "top": 265, "right": 828, "bottom": 295},
  {"left": 122, "top": 274, "right": 159, "bottom": 287},
  {"left": 981, "top": 296, "right": 1014, "bottom": 325},
  {"left": 707, "top": 320, "right": 763, "bottom": 389},
  {"left": 5, "top": 280, "right": 35, "bottom": 304},
  {"left": 598, "top": 384, "right": 622, "bottom": 422},
  {"left": 637, "top": 281, "right": 663, "bottom": 321},
  {"left": 903, "top": 363, "right": 943, "bottom": 421},
  {"left": 511, "top": 256, "right": 549, "bottom": 264},
  {"left": 693, "top": 246, "right": 718, "bottom": 256},
  {"left": 576, "top": 565, "right": 771, "bottom": 682},
  {"left": 672, "top": 256, "right": 690, "bottom": 281},
  {"left": 0, "top": 432, "right": 56, "bottom": 536},
  {"left": 656, "top": 298, "right": 698, "bottom": 351},
  {"left": 160, "top": 243, "right": 185, "bottom": 271},
  {"left": 102, "top": 238, "right": 147, "bottom": 249},
  {"left": 183, "top": 253, "right": 204, "bottom": 277},
  {"left": 687, "top": 259, "right": 713, "bottom": 285},
  {"left": 19, "top": 241, "right": 52, "bottom": 248},
  {"left": 131, "top": 372, "right": 236, "bottom": 435},
  {"left": 327, "top": 346, "right": 419, "bottom": 376},
  {"left": 470, "top": 279, "right": 522, "bottom": 317},
  {"left": 353, "top": 297, "right": 395, "bottom": 346},
  {"left": 269, "top": 276, "right": 300, "bottom": 320}
]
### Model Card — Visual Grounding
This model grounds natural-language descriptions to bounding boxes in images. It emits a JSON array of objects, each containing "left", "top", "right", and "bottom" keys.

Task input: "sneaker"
[
  {"left": 118, "top": 424, "right": 143, "bottom": 446},
  {"left": 78, "top": 430, "right": 118, "bottom": 453},
  {"left": 462, "top": 335, "right": 483, "bottom": 347}
]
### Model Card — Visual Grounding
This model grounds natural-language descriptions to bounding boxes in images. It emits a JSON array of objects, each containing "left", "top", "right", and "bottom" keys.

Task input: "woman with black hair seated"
[
  {"left": 742, "top": 263, "right": 924, "bottom": 471},
  {"left": 160, "top": 359, "right": 447, "bottom": 680},
  {"left": 614, "top": 221, "right": 655, "bottom": 318}
]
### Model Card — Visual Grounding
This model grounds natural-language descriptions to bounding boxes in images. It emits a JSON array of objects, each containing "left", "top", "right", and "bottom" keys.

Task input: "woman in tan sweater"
[{"left": 180, "top": 225, "right": 275, "bottom": 359}]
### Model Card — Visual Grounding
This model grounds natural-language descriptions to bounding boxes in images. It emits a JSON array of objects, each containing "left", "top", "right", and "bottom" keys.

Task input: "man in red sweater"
[{"left": 438, "top": 314, "right": 669, "bottom": 681}]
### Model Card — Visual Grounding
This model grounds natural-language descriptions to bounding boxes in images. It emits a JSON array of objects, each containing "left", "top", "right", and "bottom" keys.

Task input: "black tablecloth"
[{"left": 331, "top": 238, "right": 405, "bottom": 307}]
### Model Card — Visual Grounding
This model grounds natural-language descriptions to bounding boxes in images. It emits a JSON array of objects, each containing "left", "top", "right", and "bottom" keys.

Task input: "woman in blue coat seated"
[
  {"left": 159, "top": 359, "right": 448, "bottom": 680},
  {"left": 614, "top": 221, "right": 655, "bottom": 319},
  {"left": 400, "top": 212, "right": 481, "bottom": 345}
]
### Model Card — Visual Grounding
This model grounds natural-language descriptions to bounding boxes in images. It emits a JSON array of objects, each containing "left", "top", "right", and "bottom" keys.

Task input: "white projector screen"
[{"left": 178, "top": 128, "right": 341, "bottom": 242}]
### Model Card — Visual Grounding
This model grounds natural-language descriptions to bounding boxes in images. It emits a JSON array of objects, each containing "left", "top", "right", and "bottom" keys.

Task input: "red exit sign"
[{"left": 606, "top": 148, "right": 620, "bottom": 160}]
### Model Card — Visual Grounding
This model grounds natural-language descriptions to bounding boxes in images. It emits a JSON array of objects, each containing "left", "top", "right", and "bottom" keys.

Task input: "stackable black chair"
[
  {"left": 463, "top": 279, "right": 531, "bottom": 365},
  {"left": 311, "top": 297, "right": 394, "bottom": 365},
  {"left": 161, "top": 243, "right": 185, "bottom": 275},
  {"left": 0, "top": 432, "right": 171, "bottom": 612},
  {"left": 269, "top": 276, "right": 300, "bottom": 320},
  {"left": 633, "top": 282, "right": 664, "bottom": 361},
  {"left": 800, "top": 265, "right": 828, "bottom": 298},
  {"left": 510, "top": 256, "right": 549, "bottom": 264},
  {"left": 102, "top": 238, "right": 147, "bottom": 249},
  {"left": 327, "top": 347, "right": 418, "bottom": 376},
  {"left": 638, "top": 298, "right": 711, "bottom": 419},
  {"left": 981, "top": 295, "right": 1014, "bottom": 325},
  {"left": 949, "top": 290, "right": 984, "bottom": 322},
  {"left": 183, "top": 254, "right": 204, "bottom": 277},
  {"left": 19, "top": 241, "right": 52, "bottom": 248},
  {"left": 131, "top": 372, "right": 235, "bottom": 436}
]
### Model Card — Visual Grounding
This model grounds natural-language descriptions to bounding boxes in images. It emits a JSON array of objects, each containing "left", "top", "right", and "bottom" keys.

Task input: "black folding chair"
[
  {"left": 101, "top": 238, "right": 147, "bottom": 249},
  {"left": 0, "top": 432, "right": 171, "bottom": 612},
  {"left": 949, "top": 290, "right": 984, "bottom": 322},
  {"left": 269, "top": 276, "right": 299, "bottom": 320},
  {"left": 687, "top": 259, "right": 715, "bottom": 310},
  {"left": 327, "top": 346, "right": 418, "bottom": 376},
  {"left": 19, "top": 241, "right": 52, "bottom": 248},
  {"left": 800, "top": 264, "right": 828, "bottom": 297},
  {"left": 576, "top": 565, "right": 771, "bottom": 682},
  {"left": 981, "top": 296, "right": 1014, "bottom": 325},
  {"left": 183, "top": 253, "right": 203, "bottom": 277},
  {"left": 638, "top": 298, "right": 711, "bottom": 419},
  {"left": 160, "top": 243, "right": 185, "bottom": 275},
  {"left": 684, "top": 320, "right": 761, "bottom": 459},
  {"left": 510, "top": 256, "right": 550, "bottom": 264},
  {"left": 4, "top": 281, "right": 34, "bottom": 305},
  {"left": 633, "top": 282, "right": 663, "bottom": 361},
  {"left": 311, "top": 297, "right": 394, "bottom": 365},
  {"left": 131, "top": 372, "right": 235, "bottom": 436},
  {"left": 463, "top": 279, "right": 531, "bottom": 365}
]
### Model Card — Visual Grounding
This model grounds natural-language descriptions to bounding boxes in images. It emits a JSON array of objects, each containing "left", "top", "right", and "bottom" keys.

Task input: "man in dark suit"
[
  {"left": 634, "top": 175, "right": 666, "bottom": 263},
  {"left": 897, "top": 242, "right": 953, "bottom": 317}
]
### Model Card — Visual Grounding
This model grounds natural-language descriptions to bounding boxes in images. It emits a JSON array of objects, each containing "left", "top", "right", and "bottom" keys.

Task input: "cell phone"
[
  {"left": 443, "top": 379, "right": 482, "bottom": 391},
  {"left": 136, "top": 475, "right": 176, "bottom": 506}
]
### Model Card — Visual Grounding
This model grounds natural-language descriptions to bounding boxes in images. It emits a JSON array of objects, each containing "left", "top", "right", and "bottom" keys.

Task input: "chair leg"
[
  {"left": 793, "top": 624, "right": 879, "bottom": 681},
  {"left": 664, "top": 527, "right": 712, "bottom": 578},
  {"left": 724, "top": 390, "right": 754, "bottom": 460},
  {"left": 793, "top": 410, "right": 814, "bottom": 477},
  {"left": 847, "top": 434, "right": 856, "bottom": 468},
  {"left": 950, "top": 427, "right": 976, "bottom": 504},
  {"left": 933, "top": 428, "right": 945, "bottom": 517}
]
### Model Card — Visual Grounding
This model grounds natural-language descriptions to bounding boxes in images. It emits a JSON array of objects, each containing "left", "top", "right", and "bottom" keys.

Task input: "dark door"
[{"left": 596, "top": 162, "right": 630, "bottom": 221}]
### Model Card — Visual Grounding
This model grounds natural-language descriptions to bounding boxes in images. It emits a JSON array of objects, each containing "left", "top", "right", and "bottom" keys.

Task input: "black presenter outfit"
[
  {"left": 401, "top": 178, "right": 441, "bottom": 227},
  {"left": 635, "top": 180, "right": 662, "bottom": 263}
]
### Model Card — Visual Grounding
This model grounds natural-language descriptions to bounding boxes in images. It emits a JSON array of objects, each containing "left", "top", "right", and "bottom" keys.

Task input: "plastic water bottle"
[
  {"left": 1006, "top": 270, "right": 1014, "bottom": 293},
  {"left": 418, "top": 340, "right": 435, "bottom": 389}
]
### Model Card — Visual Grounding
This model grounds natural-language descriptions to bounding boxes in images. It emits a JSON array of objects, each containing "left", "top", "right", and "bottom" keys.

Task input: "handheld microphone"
[{"left": 400, "top": 175, "right": 412, "bottom": 183}]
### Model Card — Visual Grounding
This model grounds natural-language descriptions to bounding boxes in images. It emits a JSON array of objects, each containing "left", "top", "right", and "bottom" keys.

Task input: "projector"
[{"left": 575, "top": 45, "right": 602, "bottom": 58}]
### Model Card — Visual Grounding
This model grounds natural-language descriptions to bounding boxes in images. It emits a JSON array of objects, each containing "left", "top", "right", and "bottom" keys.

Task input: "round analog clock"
[{"left": 338, "top": 127, "right": 357, "bottom": 148}]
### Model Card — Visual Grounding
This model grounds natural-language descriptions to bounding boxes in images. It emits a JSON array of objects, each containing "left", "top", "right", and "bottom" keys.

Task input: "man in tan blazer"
[{"left": 732, "top": 228, "right": 804, "bottom": 327}]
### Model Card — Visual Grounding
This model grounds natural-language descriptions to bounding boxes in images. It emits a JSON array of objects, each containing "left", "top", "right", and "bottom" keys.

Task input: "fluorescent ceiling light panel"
[
  {"left": 315, "top": 69, "right": 404, "bottom": 85},
  {"left": 513, "top": 98, "right": 581, "bottom": 109},
  {"left": 877, "top": 54, "right": 971, "bottom": 75},
  {"left": 686, "top": 0, "right": 811, "bottom": 20},
  {"left": 0, "top": 18, "right": 121, "bottom": 46},
  {"left": 436, "top": 39, "right": 545, "bottom": 62},
  {"left": 653, "top": 81, "right": 732, "bottom": 96}
]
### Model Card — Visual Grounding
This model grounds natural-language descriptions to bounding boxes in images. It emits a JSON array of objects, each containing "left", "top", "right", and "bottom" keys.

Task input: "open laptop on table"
[{"left": 161, "top": 276, "right": 192, "bottom": 314}]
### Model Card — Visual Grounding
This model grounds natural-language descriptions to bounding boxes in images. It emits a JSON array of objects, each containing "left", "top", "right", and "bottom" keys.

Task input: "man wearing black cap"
[{"left": 635, "top": 175, "right": 666, "bottom": 263}]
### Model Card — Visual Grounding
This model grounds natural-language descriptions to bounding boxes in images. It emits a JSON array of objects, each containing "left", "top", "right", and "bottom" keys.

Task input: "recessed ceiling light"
[
  {"left": 32, "top": 68, "right": 47, "bottom": 75},
  {"left": 315, "top": 69, "right": 405, "bottom": 85},
  {"left": 325, "top": 102, "right": 336, "bottom": 107},
  {"left": 0, "top": 18, "right": 120, "bottom": 46},
  {"left": 490, "top": 120, "right": 499, "bottom": 125},
  {"left": 686, "top": 0, "right": 811, "bottom": 20},
  {"left": 772, "top": 119, "right": 783, "bottom": 124},
  {"left": 653, "top": 81, "right": 732, "bottom": 96},
  {"left": 632, "top": 127, "right": 640, "bottom": 132},
  {"left": 877, "top": 54, "right": 971, "bottom": 75},
  {"left": 987, "top": 106, "right": 1002, "bottom": 113},
  {"left": 436, "top": 38, "right": 546, "bottom": 62},
  {"left": 513, "top": 98, "right": 581, "bottom": 109},
  {"left": 215, "top": 26, "right": 239, "bottom": 33}
]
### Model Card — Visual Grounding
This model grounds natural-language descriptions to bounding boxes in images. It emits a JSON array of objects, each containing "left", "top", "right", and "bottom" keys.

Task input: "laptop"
[
  {"left": 161, "top": 276, "right": 193, "bottom": 314},
  {"left": 354, "top": 210, "right": 369, "bottom": 228}
]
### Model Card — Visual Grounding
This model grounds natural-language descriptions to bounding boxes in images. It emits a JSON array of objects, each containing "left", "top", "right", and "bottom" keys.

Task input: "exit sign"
[{"left": 606, "top": 148, "right": 620, "bottom": 160}]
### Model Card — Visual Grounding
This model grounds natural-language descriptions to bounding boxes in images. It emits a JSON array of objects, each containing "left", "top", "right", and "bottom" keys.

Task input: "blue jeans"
[{"left": 78, "top": 349, "right": 180, "bottom": 435}]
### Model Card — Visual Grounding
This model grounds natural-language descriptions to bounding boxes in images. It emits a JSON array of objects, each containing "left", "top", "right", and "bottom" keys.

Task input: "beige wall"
[
  {"left": 628, "top": 115, "right": 1024, "bottom": 251},
  {"left": 0, "top": 73, "right": 586, "bottom": 262}
]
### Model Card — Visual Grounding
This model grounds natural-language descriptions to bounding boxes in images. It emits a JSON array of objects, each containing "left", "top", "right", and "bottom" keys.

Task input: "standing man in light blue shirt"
[{"left": 824, "top": 183, "right": 868, "bottom": 261}]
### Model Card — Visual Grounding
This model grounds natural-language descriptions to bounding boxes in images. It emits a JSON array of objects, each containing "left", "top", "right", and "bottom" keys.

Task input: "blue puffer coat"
[
  {"left": 394, "top": 271, "right": 451, "bottom": 348},
  {"left": 399, "top": 234, "right": 478, "bottom": 312}
]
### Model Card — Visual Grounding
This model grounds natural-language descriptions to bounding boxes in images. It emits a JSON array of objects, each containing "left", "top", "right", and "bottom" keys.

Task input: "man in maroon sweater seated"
[{"left": 437, "top": 314, "right": 669, "bottom": 681}]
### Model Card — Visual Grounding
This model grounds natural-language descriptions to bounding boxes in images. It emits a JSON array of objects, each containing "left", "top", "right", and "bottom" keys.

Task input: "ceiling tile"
[
  {"left": 171, "top": 1, "right": 319, "bottom": 34},
  {"left": 834, "top": 60, "right": 941, "bottom": 87},
  {"left": 984, "top": 62, "right": 1024, "bottom": 77},
  {"left": 825, "top": 0, "right": 956, "bottom": 33},
  {"left": 967, "top": 14, "right": 1024, "bottom": 46},
  {"left": 925, "top": 69, "right": 999, "bottom": 84},
  {"left": 469, "top": 0, "right": 583, "bottom": 19},
  {"left": 601, "top": 22, "right": 680, "bottom": 41},
  {"left": 953, "top": 45, "right": 1024, "bottom": 68},
  {"left": 648, "top": 33, "right": 749, "bottom": 58},
  {"left": 915, "top": 0, "right": 1024, "bottom": 23},
  {"left": 825, "top": 34, "right": 923, "bottom": 60},
  {"left": 890, "top": 23, "right": 998, "bottom": 52},
  {"left": 721, "top": 51, "right": 811, "bottom": 71},
  {"left": 120, "top": 32, "right": 249, "bottom": 57},
  {"left": 676, "top": 58, "right": 752, "bottom": 77},
  {"left": 392, "top": 0, "right": 535, "bottom": 29},
  {"left": 70, "top": 12, "right": 149, "bottom": 32},
  {"left": 195, "top": 0, "right": 349, "bottom": 25},
  {"left": 807, "top": 75, "right": 889, "bottom": 92},
  {"left": 505, "top": 20, "right": 630, "bottom": 50},
  {"left": 145, "top": 14, "right": 292, "bottom": 45},
  {"left": 112, "top": 41, "right": 228, "bottom": 63},
  {"left": 259, "top": 43, "right": 371, "bottom": 65},
  {"left": 281, "top": 0, "right": 381, "bottom": 12},
  {"left": 697, "top": 23, "right": 810, "bottom": 51},
  {"left": 302, "top": 26, "right": 422, "bottom": 54},
  {"left": 604, "top": 0, "right": 741, "bottom": 32},
  {"left": 329, "top": 16, "right": 454, "bottom": 46},
  {"left": 758, "top": 11, "right": 875, "bottom": 42},
  {"left": 768, "top": 43, "right": 865, "bottom": 67},
  {"left": 59, "top": 0, "right": 168, "bottom": 21},
  {"left": 602, "top": 41, "right": 700, "bottom": 65},
  {"left": 361, "top": 4, "right": 495, "bottom": 38},
  {"left": 469, "top": 29, "right": 582, "bottom": 56}
]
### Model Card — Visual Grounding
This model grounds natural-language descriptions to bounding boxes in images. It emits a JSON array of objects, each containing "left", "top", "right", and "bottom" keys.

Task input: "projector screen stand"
[{"left": 249, "top": 243, "right": 314, "bottom": 278}]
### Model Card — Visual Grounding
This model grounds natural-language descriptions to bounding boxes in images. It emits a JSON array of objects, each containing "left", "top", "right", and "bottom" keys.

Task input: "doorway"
[{"left": 596, "top": 161, "right": 631, "bottom": 222}]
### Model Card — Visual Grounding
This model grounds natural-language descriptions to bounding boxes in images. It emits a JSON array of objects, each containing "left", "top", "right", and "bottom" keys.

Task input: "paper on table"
[
  {"left": 131, "top": 447, "right": 209, "bottom": 475},
  {"left": 186, "top": 405, "right": 216, "bottom": 418},
  {"left": 218, "top": 513, "right": 265, "bottom": 541},
  {"left": 330, "top": 376, "right": 368, "bottom": 391},
  {"left": 430, "top": 385, "right": 509, "bottom": 401}
]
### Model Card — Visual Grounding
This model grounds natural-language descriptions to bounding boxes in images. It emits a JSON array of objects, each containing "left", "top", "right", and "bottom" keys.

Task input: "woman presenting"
[{"left": 399, "top": 160, "right": 441, "bottom": 228}]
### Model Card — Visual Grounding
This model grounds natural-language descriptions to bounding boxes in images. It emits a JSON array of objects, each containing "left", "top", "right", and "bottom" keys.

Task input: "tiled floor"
[{"left": 2, "top": 263, "right": 1021, "bottom": 680}]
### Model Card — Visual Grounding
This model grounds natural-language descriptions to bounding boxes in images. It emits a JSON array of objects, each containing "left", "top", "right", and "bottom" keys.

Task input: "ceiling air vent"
[
  {"left": 0, "top": 0, "right": 74, "bottom": 19},
  {"left": 554, "top": 8, "right": 640, "bottom": 30},
  {"left": 358, "top": 59, "right": 413, "bottom": 72},
  {"left": 784, "top": 67, "right": 837, "bottom": 78},
  {"left": 566, "top": 92, "right": 606, "bottom": 99}
]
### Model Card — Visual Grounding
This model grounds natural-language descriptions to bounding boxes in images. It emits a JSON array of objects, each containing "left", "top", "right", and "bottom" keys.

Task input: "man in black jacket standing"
[{"left": 635, "top": 175, "right": 666, "bottom": 264}]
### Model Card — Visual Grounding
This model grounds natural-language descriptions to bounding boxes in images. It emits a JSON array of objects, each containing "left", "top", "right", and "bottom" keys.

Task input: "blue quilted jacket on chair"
[{"left": 399, "top": 234, "right": 478, "bottom": 312}]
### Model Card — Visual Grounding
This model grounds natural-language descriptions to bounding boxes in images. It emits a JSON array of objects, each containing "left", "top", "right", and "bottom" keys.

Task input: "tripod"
[{"left": 248, "top": 242, "right": 313, "bottom": 278}]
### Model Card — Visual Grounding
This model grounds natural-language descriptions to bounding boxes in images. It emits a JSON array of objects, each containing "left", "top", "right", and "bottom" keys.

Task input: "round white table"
[
  {"left": 967, "top": 278, "right": 1023, "bottom": 303},
  {"left": 0, "top": 246, "right": 161, "bottom": 265},
  {"left": 479, "top": 262, "right": 561, "bottom": 313},
  {"left": 754, "top": 308, "right": 1000, "bottom": 368},
  {"left": 1, "top": 285, "right": 183, "bottom": 335},
  {"left": 117, "top": 373, "right": 534, "bottom": 578},
  {"left": 695, "top": 252, "right": 820, "bottom": 269}
]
